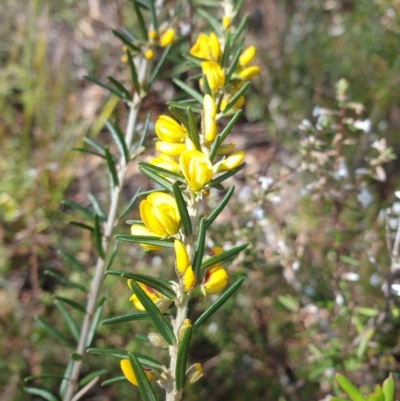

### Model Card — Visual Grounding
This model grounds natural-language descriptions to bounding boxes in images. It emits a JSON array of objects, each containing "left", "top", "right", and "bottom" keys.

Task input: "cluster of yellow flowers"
[{"left": 121, "top": 14, "right": 259, "bottom": 388}]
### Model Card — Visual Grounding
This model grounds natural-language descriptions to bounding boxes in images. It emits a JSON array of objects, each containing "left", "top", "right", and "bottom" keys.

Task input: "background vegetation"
[{"left": 1, "top": 0, "right": 400, "bottom": 400}]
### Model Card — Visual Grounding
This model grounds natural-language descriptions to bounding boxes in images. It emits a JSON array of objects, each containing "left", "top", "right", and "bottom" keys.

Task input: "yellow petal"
[
  {"left": 159, "top": 28, "right": 175, "bottom": 47},
  {"left": 140, "top": 199, "right": 166, "bottom": 236},
  {"left": 203, "top": 94, "right": 217, "bottom": 142},
  {"left": 214, "top": 151, "right": 244, "bottom": 173},
  {"left": 239, "top": 46, "right": 256, "bottom": 66},
  {"left": 180, "top": 150, "right": 213, "bottom": 192},
  {"left": 175, "top": 240, "right": 190, "bottom": 274},
  {"left": 155, "top": 115, "right": 187, "bottom": 143},
  {"left": 183, "top": 266, "right": 196, "bottom": 291},
  {"left": 222, "top": 16, "right": 231, "bottom": 30},
  {"left": 156, "top": 141, "right": 187, "bottom": 157},
  {"left": 238, "top": 66, "right": 260, "bottom": 80},
  {"left": 130, "top": 224, "right": 162, "bottom": 251},
  {"left": 144, "top": 48, "right": 154, "bottom": 60},
  {"left": 120, "top": 360, "right": 138, "bottom": 386},
  {"left": 189, "top": 33, "right": 221, "bottom": 61},
  {"left": 203, "top": 266, "right": 228, "bottom": 294},
  {"left": 201, "top": 61, "right": 225, "bottom": 94},
  {"left": 150, "top": 155, "right": 180, "bottom": 173}
]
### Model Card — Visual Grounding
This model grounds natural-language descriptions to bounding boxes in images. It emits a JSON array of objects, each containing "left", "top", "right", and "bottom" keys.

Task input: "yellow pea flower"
[
  {"left": 130, "top": 224, "right": 162, "bottom": 251},
  {"left": 150, "top": 155, "right": 180, "bottom": 173},
  {"left": 214, "top": 151, "right": 244, "bottom": 173},
  {"left": 174, "top": 240, "right": 190, "bottom": 275},
  {"left": 209, "top": 246, "right": 223, "bottom": 257},
  {"left": 182, "top": 266, "right": 196, "bottom": 291},
  {"left": 180, "top": 150, "right": 213, "bottom": 192},
  {"left": 156, "top": 141, "right": 187, "bottom": 157},
  {"left": 120, "top": 359, "right": 153, "bottom": 386},
  {"left": 220, "top": 94, "right": 245, "bottom": 112},
  {"left": 144, "top": 48, "right": 154, "bottom": 60},
  {"left": 203, "top": 94, "right": 217, "bottom": 142},
  {"left": 159, "top": 28, "right": 175, "bottom": 47},
  {"left": 155, "top": 115, "right": 187, "bottom": 143},
  {"left": 189, "top": 32, "right": 221, "bottom": 61},
  {"left": 238, "top": 66, "right": 260, "bottom": 80},
  {"left": 222, "top": 16, "right": 231, "bottom": 30},
  {"left": 239, "top": 46, "right": 256, "bottom": 66},
  {"left": 201, "top": 61, "right": 225, "bottom": 94},
  {"left": 203, "top": 265, "right": 228, "bottom": 294},
  {"left": 140, "top": 192, "right": 180, "bottom": 237},
  {"left": 128, "top": 280, "right": 164, "bottom": 311}
]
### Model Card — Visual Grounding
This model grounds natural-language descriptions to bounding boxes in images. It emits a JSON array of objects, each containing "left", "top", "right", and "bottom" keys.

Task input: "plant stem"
[{"left": 63, "top": 57, "right": 150, "bottom": 401}]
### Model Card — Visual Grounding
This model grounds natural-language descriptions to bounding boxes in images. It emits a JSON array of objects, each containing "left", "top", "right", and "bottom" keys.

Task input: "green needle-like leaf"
[
  {"left": 137, "top": 110, "right": 152, "bottom": 149},
  {"left": 187, "top": 106, "right": 202, "bottom": 151},
  {"left": 24, "top": 374, "right": 66, "bottom": 382},
  {"left": 201, "top": 243, "right": 248, "bottom": 269},
  {"left": 88, "top": 193, "right": 107, "bottom": 220},
  {"left": 138, "top": 165, "right": 174, "bottom": 192},
  {"left": 138, "top": 162, "right": 185, "bottom": 183},
  {"left": 84, "top": 75, "right": 124, "bottom": 98},
  {"left": 68, "top": 221, "right": 94, "bottom": 232},
  {"left": 168, "top": 106, "right": 189, "bottom": 130},
  {"left": 197, "top": 8, "right": 222, "bottom": 35},
  {"left": 115, "top": 234, "right": 174, "bottom": 249},
  {"left": 132, "top": 1, "right": 147, "bottom": 39},
  {"left": 148, "top": 45, "right": 172, "bottom": 89},
  {"left": 104, "top": 147, "right": 119, "bottom": 187},
  {"left": 106, "top": 120, "right": 130, "bottom": 164},
  {"left": 209, "top": 135, "right": 222, "bottom": 162},
  {"left": 107, "top": 76, "right": 131, "bottom": 99},
  {"left": 106, "top": 270, "right": 175, "bottom": 298},
  {"left": 53, "top": 296, "right": 85, "bottom": 314},
  {"left": 57, "top": 250, "right": 86, "bottom": 274},
  {"left": 221, "top": 30, "right": 231, "bottom": 69},
  {"left": 86, "top": 304, "right": 103, "bottom": 348},
  {"left": 220, "top": 110, "right": 241, "bottom": 142},
  {"left": 43, "top": 270, "right": 87, "bottom": 292},
  {"left": 192, "top": 218, "right": 206, "bottom": 278},
  {"left": 129, "top": 353, "right": 158, "bottom": 401},
  {"left": 111, "top": 29, "right": 140, "bottom": 52},
  {"left": 206, "top": 186, "right": 235, "bottom": 229},
  {"left": 102, "top": 376, "right": 127, "bottom": 386},
  {"left": 330, "top": 398, "right": 349, "bottom": 401},
  {"left": 175, "top": 325, "right": 193, "bottom": 390},
  {"left": 148, "top": 0, "right": 158, "bottom": 30},
  {"left": 79, "top": 369, "right": 107, "bottom": 387},
  {"left": 126, "top": 50, "right": 141, "bottom": 94},
  {"left": 102, "top": 312, "right": 151, "bottom": 325},
  {"left": 54, "top": 300, "right": 80, "bottom": 342},
  {"left": 59, "top": 360, "right": 74, "bottom": 399},
  {"left": 83, "top": 137, "right": 106, "bottom": 154},
  {"left": 93, "top": 214, "right": 105, "bottom": 259},
  {"left": 105, "top": 241, "right": 119, "bottom": 271},
  {"left": 194, "top": 277, "right": 245, "bottom": 329},
  {"left": 119, "top": 187, "right": 141, "bottom": 220},
  {"left": 224, "top": 46, "right": 242, "bottom": 84},
  {"left": 72, "top": 147, "right": 106, "bottom": 159},
  {"left": 35, "top": 316, "right": 72, "bottom": 348},
  {"left": 61, "top": 200, "right": 94, "bottom": 220},
  {"left": 232, "top": 13, "right": 249, "bottom": 44},
  {"left": 336, "top": 374, "right": 366, "bottom": 401},
  {"left": 172, "top": 78, "right": 203, "bottom": 103},
  {"left": 129, "top": 280, "right": 175, "bottom": 344},
  {"left": 222, "top": 82, "right": 251, "bottom": 115},
  {"left": 202, "top": 73, "right": 212, "bottom": 96},
  {"left": 173, "top": 183, "right": 192, "bottom": 236},
  {"left": 383, "top": 374, "right": 395, "bottom": 401},
  {"left": 23, "top": 387, "right": 60, "bottom": 401}
]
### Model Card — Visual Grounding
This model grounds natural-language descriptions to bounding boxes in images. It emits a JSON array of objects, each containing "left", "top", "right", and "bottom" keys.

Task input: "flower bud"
[
  {"left": 239, "top": 46, "right": 256, "bottom": 66},
  {"left": 144, "top": 48, "right": 154, "bottom": 60},
  {"left": 178, "top": 318, "right": 192, "bottom": 340},
  {"left": 203, "top": 94, "right": 217, "bottom": 142},
  {"left": 148, "top": 332, "right": 169, "bottom": 348},
  {"left": 182, "top": 266, "right": 196, "bottom": 291},
  {"left": 222, "top": 16, "right": 231, "bottom": 30},
  {"left": 175, "top": 240, "right": 190, "bottom": 275},
  {"left": 186, "top": 363, "right": 203, "bottom": 385},
  {"left": 159, "top": 28, "right": 175, "bottom": 47},
  {"left": 213, "top": 151, "right": 244, "bottom": 173},
  {"left": 148, "top": 29, "right": 158, "bottom": 40},
  {"left": 238, "top": 66, "right": 260, "bottom": 80}
]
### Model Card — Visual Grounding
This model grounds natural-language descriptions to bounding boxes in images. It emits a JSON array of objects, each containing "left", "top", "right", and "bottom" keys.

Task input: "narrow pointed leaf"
[
  {"left": 86, "top": 304, "right": 103, "bottom": 348},
  {"left": 23, "top": 387, "right": 59, "bottom": 401},
  {"left": 104, "top": 147, "right": 119, "bottom": 187},
  {"left": 126, "top": 220, "right": 144, "bottom": 225},
  {"left": 194, "top": 277, "right": 245, "bottom": 329},
  {"left": 43, "top": 270, "right": 87, "bottom": 292},
  {"left": 221, "top": 30, "right": 231, "bottom": 69},
  {"left": 192, "top": 218, "right": 206, "bottom": 278},
  {"left": 126, "top": 50, "right": 141, "bottom": 94},
  {"left": 168, "top": 106, "right": 189, "bottom": 130},
  {"left": 383, "top": 374, "right": 395, "bottom": 401},
  {"left": 102, "top": 312, "right": 151, "bottom": 325},
  {"left": 57, "top": 250, "right": 86, "bottom": 274},
  {"left": 106, "top": 120, "right": 129, "bottom": 164},
  {"left": 172, "top": 183, "right": 192, "bottom": 236},
  {"left": 83, "top": 137, "right": 106, "bottom": 154},
  {"left": 132, "top": 0, "right": 147, "bottom": 39},
  {"left": 54, "top": 300, "right": 80, "bottom": 342},
  {"left": 167, "top": 101, "right": 202, "bottom": 113},
  {"left": 129, "top": 353, "right": 158, "bottom": 401},
  {"left": 121, "top": 26, "right": 138, "bottom": 42},
  {"left": 209, "top": 163, "right": 245, "bottom": 187},
  {"left": 93, "top": 214, "right": 105, "bottom": 259},
  {"left": 224, "top": 47, "right": 242, "bottom": 84},
  {"left": 187, "top": 106, "right": 201, "bottom": 151},
  {"left": 148, "top": 0, "right": 158, "bottom": 30},
  {"left": 336, "top": 374, "right": 366, "bottom": 401},
  {"left": 223, "top": 82, "right": 251, "bottom": 115},
  {"left": 209, "top": 135, "right": 222, "bottom": 162},
  {"left": 102, "top": 376, "right": 127, "bottom": 386},
  {"left": 111, "top": 29, "right": 140, "bottom": 52},
  {"left": 135, "top": 333, "right": 150, "bottom": 342},
  {"left": 88, "top": 193, "right": 107, "bottom": 220},
  {"left": 139, "top": 162, "right": 185, "bottom": 183},
  {"left": 139, "top": 188, "right": 168, "bottom": 197},
  {"left": 330, "top": 398, "right": 349, "bottom": 401},
  {"left": 176, "top": 326, "right": 193, "bottom": 390},
  {"left": 232, "top": 13, "right": 249, "bottom": 44},
  {"left": 72, "top": 147, "right": 105, "bottom": 159},
  {"left": 84, "top": 75, "right": 124, "bottom": 98},
  {"left": 108, "top": 76, "right": 131, "bottom": 99},
  {"left": 106, "top": 270, "right": 175, "bottom": 298},
  {"left": 61, "top": 200, "right": 94, "bottom": 220},
  {"left": 68, "top": 221, "right": 93, "bottom": 232},
  {"left": 119, "top": 187, "right": 141, "bottom": 220},
  {"left": 133, "top": 0, "right": 150, "bottom": 8},
  {"left": 115, "top": 234, "right": 174, "bottom": 249},
  {"left": 138, "top": 165, "right": 173, "bottom": 192},
  {"left": 201, "top": 243, "right": 248, "bottom": 270},
  {"left": 183, "top": 54, "right": 203, "bottom": 66},
  {"left": 105, "top": 241, "right": 119, "bottom": 271},
  {"left": 197, "top": 8, "right": 222, "bottom": 35},
  {"left": 201, "top": 73, "right": 212, "bottom": 96},
  {"left": 205, "top": 186, "right": 235, "bottom": 229},
  {"left": 220, "top": 110, "right": 241, "bottom": 142},
  {"left": 79, "top": 369, "right": 107, "bottom": 387},
  {"left": 53, "top": 296, "right": 85, "bottom": 313},
  {"left": 59, "top": 360, "right": 74, "bottom": 399},
  {"left": 24, "top": 374, "right": 66, "bottom": 382},
  {"left": 35, "top": 316, "right": 72, "bottom": 348},
  {"left": 172, "top": 78, "right": 203, "bottom": 103},
  {"left": 137, "top": 110, "right": 152, "bottom": 149},
  {"left": 148, "top": 45, "right": 172, "bottom": 89},
  {"left": 129, "top": 280, "right": 175, "bottom": 344}
]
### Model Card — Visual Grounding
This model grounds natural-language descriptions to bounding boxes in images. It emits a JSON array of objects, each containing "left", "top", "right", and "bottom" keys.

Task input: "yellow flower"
[
  {"left": 189, "top": 33, "right": 221, "bottom": 61},
  {"left": 128, "top": 281, "right": 164, "bottom": 311},
  {"left": 222, "top": 16, "right": 231, "bottom": 30},
  {"left": 150, "top": 155, "right": 180, "bottom": 173},
  {"left": 155, "top": 115, "right": 187, "bottom": 143},
  {"left": 201, "top": 61, "right": 225, "bottom": 94},
  {"left": 148, "top": 29, "right": 158, "bottom": 40},
  {"left": 203, "top": 265, "right": 228, "bottom": 294},
  {"left": 156, "top": 141, "right": 187, "bottom": 157},
  {"left": 140, "top": 192, "right": 180, "bottom": 236},
  {"left": 238, "top": 66, "right": 260, "bottom": 80},
  {"left": 144, "top": 48, "right": 154, "bottom": 60},
  {"left": 214, "top": 151, "right": 244, "bottom": 173},
  {"left": 180, "top": 150, "right": 213, "bottom": 192},
  {"left": 209, "top": 246, "right": 223, "bottom": 257},
  {"left": 174, "top": 240, "right": 190, "bottom": 275},
  {"left": 203, "top": 94, "right": 217, "bottom": 142},
  {"left": 120, "top": 359, "right": 153, "bottom": 386},
  {"left": 220, "top": 94, "right": 245, "bottom": 112},
  {"left": 239, "top": 46, "right": 256, "bottom": 66},
  {"left": 182, "top": 266, "right": 196, "bottom": 291},
  {"left": 159, "top": 28, "right": 175, "bottom": 47},
  {"left": 130, "top": 224, "right": 162, "bottom": 251}
]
